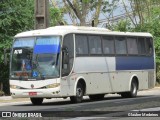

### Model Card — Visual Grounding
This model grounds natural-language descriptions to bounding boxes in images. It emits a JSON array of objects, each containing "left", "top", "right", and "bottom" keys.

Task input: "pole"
[{"left": 34, "top": 0, "right": 49, "bottom": 29}]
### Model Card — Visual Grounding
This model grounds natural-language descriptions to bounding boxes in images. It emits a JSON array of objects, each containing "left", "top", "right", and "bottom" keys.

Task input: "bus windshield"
[{"left": 10, "top": 36, "right": 60, "bottom": 80}]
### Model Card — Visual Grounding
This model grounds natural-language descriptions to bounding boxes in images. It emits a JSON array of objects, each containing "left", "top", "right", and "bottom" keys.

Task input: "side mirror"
[{"left": 62, "top": 47, "right": 69, "bottom": 64}]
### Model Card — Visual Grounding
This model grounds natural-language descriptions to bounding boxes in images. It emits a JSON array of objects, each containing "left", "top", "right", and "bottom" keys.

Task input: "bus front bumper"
[{"left": 10, "top": 87, "right": 62, "bottom": 98}]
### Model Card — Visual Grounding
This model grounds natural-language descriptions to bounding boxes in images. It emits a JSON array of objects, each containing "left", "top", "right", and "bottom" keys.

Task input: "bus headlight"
[
  {"left": 46, "top": 83, "right": 60, "bottom": 88},
  {"left": 10, "top": 85, "right": 20, "bottom": 89}
]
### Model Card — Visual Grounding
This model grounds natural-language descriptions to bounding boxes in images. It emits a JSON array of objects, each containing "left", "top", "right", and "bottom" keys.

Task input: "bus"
[{"left": 10, "top": 26, "right": 155, "bottom": 105}]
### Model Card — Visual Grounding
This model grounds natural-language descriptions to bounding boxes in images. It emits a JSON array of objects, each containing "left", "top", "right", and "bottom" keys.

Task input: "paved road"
[{"left": 0, "top": 87, "right": 160, "bottom": 119}]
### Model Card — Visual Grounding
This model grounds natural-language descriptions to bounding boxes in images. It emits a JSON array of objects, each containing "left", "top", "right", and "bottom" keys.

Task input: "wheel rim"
[{"left": 76, "top": 88, "right": 82, "bottom": 97}]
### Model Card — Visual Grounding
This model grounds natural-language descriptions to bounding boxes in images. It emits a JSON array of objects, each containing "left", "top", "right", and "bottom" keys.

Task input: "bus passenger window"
[
  {"left": 146, "top": 38, "right": 153, "bottom": 55},
  {"left": 75, "top": 35, "right": 88, "bottom": 55},
  {"left": 102, "top": 36, "right": 115, "bottom": 54},
  {"left": 88, "top": 36, "right": 102, "bottom": 55},
  {"left": 77, "top": 47, "right": 83, "bottom": 54},
  {"left": 115, "top": 37, "right": 127, "bottom": 55},
  {"left": 138, "top": 37, "right": 146, "bottom": 55},
  {"left": 91, "top": 48, "right": 96, "bottom": 54},
  {"left": 127, "top": 37, "right": 138, "bottom": 55},
  {"left": 104, "top": 47, "right": 110, "bottom": 54},
  {"left": 97, "top": 48, "right": 102, "bottom": 54}
]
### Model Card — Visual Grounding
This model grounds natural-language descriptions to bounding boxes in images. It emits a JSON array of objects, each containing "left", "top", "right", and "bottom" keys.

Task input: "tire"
[
  {"left": 121, "top": 80, "right": 138, "bottom": 98},
  {"left": 70, "top": 83, "right": 84, "bottom": 103},
  {"left": 30, "top": 98, "right": 43, "bottom": 105},
  {"left": 89, "top": 94, "right": 105, "bottom": 101}
]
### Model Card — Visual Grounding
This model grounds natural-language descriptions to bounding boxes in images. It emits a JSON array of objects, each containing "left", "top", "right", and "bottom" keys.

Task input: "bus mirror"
[
  {"left": 4, "top": 48, "right": 10, "bottom": 65},
  {"left": 62, "top": 47, "right": 69, "bottom": 64}
]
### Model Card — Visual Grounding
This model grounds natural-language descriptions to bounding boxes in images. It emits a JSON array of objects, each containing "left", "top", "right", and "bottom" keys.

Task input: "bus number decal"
[{"left": 14, "top": 49, "right": 22, "bottom": 54}]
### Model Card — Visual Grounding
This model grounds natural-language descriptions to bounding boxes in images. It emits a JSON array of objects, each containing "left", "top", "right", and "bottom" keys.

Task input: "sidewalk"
[
  {"left": 0, "top": 96, "right": 30, "bottom": 103},
  {"left": 0, "top": 97, "right": 30, "bottom": 106}
]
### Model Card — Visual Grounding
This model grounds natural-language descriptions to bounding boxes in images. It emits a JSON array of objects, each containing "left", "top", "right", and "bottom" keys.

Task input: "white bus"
[{"left": 10, "top": 26, "right": 155, "bottom": 105}]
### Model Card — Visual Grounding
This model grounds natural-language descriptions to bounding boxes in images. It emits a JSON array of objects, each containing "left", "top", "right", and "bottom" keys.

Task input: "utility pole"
[{"left": 34, "top": 0, "right": 49, "bottom": 29}]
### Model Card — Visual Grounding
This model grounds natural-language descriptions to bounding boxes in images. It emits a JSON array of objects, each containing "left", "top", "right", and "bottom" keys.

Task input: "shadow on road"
[{"left": 13, "top": 95, "right": 154, "bottom": 106}]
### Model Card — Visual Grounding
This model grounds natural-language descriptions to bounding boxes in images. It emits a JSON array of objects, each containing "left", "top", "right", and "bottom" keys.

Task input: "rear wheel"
[
  {"left": 121, "top": 80, "right": 138, "bottom": 98},
  {"left": 70, "top": 83, "right": 84, "bottom": 103},
  {"left": 30, "top": 98, "right": 43, "bottom": 105},
  {"left": 89, "top": 94, "right": 105, "bottom": 101}
]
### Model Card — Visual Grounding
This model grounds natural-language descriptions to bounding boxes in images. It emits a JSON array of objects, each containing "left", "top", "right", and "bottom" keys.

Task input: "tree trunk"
[{"left": 94, "top": 0, "right": 102, "bottom": 26}]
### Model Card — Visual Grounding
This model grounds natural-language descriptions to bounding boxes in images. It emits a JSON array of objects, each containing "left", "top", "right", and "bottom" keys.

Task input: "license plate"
[{"left": 29, "top": 92, "right": 37, "bottom": 96}]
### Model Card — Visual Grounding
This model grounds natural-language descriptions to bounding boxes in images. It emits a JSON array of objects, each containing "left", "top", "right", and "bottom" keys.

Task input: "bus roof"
[{"left": 15, "top": 26, "right": 153, "bottom": 38}]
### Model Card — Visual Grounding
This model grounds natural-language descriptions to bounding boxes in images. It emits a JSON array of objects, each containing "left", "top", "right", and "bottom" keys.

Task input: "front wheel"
[
  {"left": 30, "top": 98, "right": 43, "bottom": 105},
  {"left": 70, "top": 83, "right": 84, "bottom": 103}
]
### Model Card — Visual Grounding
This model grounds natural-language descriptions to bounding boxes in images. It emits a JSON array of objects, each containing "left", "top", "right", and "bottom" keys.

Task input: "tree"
[
  {"left": 0, "top": 0, "right": 34, "bottom": 94},
  {"left": 113, "top": 20, "right": 131, "bottom": 32},
  {"left": 122, "top": 0, "right": 160, "bottom": 28},
  {"left": 49, "top": 1, "right": 66, "bottom": 26},
  {"left": 62, "top": 0, "right": 116, "bottom": 26},
  {"left": 0, "top": 0, "right": 34, "bottom": 57}
]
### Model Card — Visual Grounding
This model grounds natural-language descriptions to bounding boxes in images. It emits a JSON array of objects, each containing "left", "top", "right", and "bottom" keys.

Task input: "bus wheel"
[
  {"left": 89, "top": 94, "right": 105, "bottom": 101},
  {"left": 121, "top": 80, "right": 138, "bottom": 98},
  {"left": 30, "top": 98, "right": 43, "bottom": 105},
  {"left": 70, "top": 83, "right": 84, "bottom": 103}
]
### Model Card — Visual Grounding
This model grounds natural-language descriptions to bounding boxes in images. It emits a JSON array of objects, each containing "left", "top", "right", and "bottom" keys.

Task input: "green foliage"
[
  {"left": 0, "top": 0, "right": 34, "bottom": 61},
  {"left": 112, "top": 20, "right": 131, "bottom": 32},
  {"left": 50, "top": 7, "right": 65, "bottom": 26},
  {"left": 0, "top": 90, "right": 4, "bottom": 96},
  {"left": 0, "top": 0, "right": 34, "bottom": 94}
]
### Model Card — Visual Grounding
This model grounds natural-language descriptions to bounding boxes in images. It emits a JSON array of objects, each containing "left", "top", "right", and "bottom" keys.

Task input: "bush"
[{"left": 0, "top": 90, "right": 4, "bottom": 96}]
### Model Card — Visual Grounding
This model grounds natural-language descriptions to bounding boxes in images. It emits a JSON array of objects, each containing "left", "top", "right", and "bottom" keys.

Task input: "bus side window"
[
  {"left": 146, "top": 38, "right": 153, "bottom": 55},
  {"left": 62, "top": 34, "right": 74, "bottom": 76},
  {"left": 127, "top": 37, "right": 138, "bottom": 55},
  {"left": 77, "top": 47, "right": 83, "bottom": 54},
  {"left": 91, "top": 48, "right": 96, "bottom": 54},
  {"left": 138, "top": 37, "right": 146, "bottom": 55},
  {"left": 88, "top": 35, "right": 102, "bottom": 55},
  {"left": 75, "top": 35, "right": 88, "bottom": 55},
  {"left": 102, "top": 36, "right": 115, "bottom": 55},
  {"left": 115, "top": 37, "right": 127, "bottom": 55}
]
